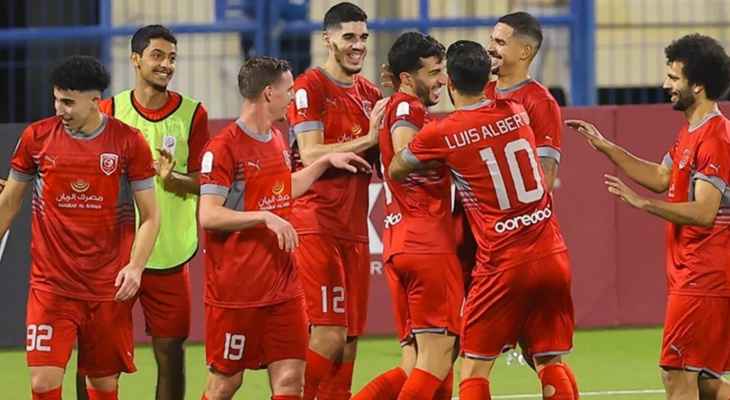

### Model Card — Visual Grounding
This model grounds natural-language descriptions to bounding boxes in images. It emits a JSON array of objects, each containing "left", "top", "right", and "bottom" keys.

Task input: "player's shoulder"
[
  {"left": 294, "top": 67, "right": 325, "bottom": 86},
  {"left": 354, "top": 74, "right": 382, "bottom": 98},
  {"left": 522, "top": 79, "right": 558, "bottom": 103},
  {"left": 169, "top": 90, "right": 203, "bottom": 107},
  {"left": 390, "top": 92, "right": 425, "bottom": 114},
  {"left": 699, "top": 112, "right": 730, "bottom": 143},
  {"left": 26, "top": 116, "right": 62, "bottom": 137}
]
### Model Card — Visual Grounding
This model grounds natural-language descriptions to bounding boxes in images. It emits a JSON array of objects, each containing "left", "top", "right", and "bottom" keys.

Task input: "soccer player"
[
  {"left": 286, "top": 3, "right": 381, "bottom": 399},
  {"left": 567, "top": 34, "right": 730, "bottom": 400},
  {"left": 198, "top": 56, "right": 383, "bottom": 400},
  {"left": 351, "top": 31, "right": 460, "bottom": 400},
  {"left": 0, "top": 55, "right": 160, "bottom": 400},
  {"left": 80, "top": 25, "right": 209, "bottom": 400},
  {"left": 389, "top": 40, "right": 579, "bottom": 400},
  {"left": 486, "top": 11, "right": 562, "bottom": 190}
]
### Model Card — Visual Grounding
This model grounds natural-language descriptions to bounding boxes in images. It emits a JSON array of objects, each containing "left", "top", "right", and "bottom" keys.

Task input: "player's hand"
[
  {"left": 380, "top": 63, "right": 396, "bottom": 89},
  {"left": 155, "top": 148, "right": 176, "bottom": 181},
  {"left": 114, "top": 264, "right": 144, "bottom": 302},
  {"left": 604, "top": 174, "right": 648, "bottom": 209},
  {"left": 367, "top": 97, "right": 389, "bottom": 146},
  {"left": 328, "top": 152, "right": 372, "bottom": 174},
  {"left": 264, "top": 212, "right": 299, "bottom": 252},
  {"left": 565, "top": 119, "right": 613, "bottom": 152}
]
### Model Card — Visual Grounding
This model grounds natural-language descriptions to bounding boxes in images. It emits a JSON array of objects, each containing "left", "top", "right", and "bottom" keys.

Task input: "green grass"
[{"left": 0, "top": 327, "right": 665, "bottom": 399}]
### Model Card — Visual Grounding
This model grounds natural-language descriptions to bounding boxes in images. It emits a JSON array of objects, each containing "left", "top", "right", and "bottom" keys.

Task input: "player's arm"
[
  {"left": 540, "top": 158, "right": 558, "bottom": 191},
  {"left": 115, "top": 186, "right": 160, "bottom": 301},
  {"left": 605, "top": 174, "right": 722, "bottom": 227},
  {"left": 292, "top": 152, "right": 371, "bottom": 198},
  {"left": 0, "top": 177, "right": 30, "bottom": 236},
  {"left": 296, "top": 98, "right": 388, "bottom": 166},
  {"left": 156, "top": 148, "right": 200, "bottom": 195},
  {"left": 567, "top": 119, "right": 671, "bottom": 193},
  {"left": 198, "top": 195, "right": 298, "bottom": 252},
  {"left": 155, "top": 105, "right": 209, "bottom": 195}
]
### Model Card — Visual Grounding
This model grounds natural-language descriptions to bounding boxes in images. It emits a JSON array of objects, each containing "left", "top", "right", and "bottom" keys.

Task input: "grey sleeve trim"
[
  {"left": 390, "top": 120, "right": 419, "bottom": 134},
  {"left": 401, "top": 147, "right": 424, "bottom": 167},
  {"left": 537, "top": 146, "right": 561, "bottom": 163},
  {"left": 9, "top": 168, "right": 34, "bottom": 182},
  {"left": 201, "top": 183, "right": 230, "bottom": 197},
  {"left": 131, "top": 177, "right": 154, "bottom": 192},
  {"left": 293, "top": 121, "right": 324, "bottom": 134},
  {"left": 693, "top": 172, "right": 728, "bottom": 195},
  {"left": 661, "top": 153, "right": 673, "bottom": 168}
]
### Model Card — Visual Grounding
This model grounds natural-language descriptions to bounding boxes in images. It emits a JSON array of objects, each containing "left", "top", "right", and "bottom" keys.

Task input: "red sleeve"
[
  {"left": 98, "top": 98, "right": 113, "bottom": 117},
  {"left": 199, "top": 136, "right": 235, "bottom": 195},
  {"left": 289, "top": 76, "right": 325, "bottom": 135},
  {"left": 9, "top": 126, "right": 37, "bottom": 180},
  {"left": 528, "top": 98, "right": 562, "bottom": 161},
  {"left": 127, "top": 129, "right": 156, "bottom": 185},
  {"left": 187, "top": 103, "right": 210, "bottom": 173},
  {"left": 390, "top": 99, "right": 426, "bottom": 133},
  {"left": 405, "top": 119, "right": 451, "bottom": 165},
  {"left": 694, "top": 132, "right": 730, "bottom": 193},
  {"left": 663, "top": 139, "right": 679, "bottom": 168}
]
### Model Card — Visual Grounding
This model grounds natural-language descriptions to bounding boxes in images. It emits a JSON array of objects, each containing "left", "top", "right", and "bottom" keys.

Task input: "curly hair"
[
  {"left": 665, "top": 33, "right": 730, "bottom": 100},
  {"left": 50, "top": 55, "right": 110, "bottom": 92}
]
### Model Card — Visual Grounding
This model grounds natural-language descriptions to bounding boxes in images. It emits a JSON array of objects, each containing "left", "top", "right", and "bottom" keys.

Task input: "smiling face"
[
  {"left": 53, "top": 87, "right": 100, "bottom": 132},
  {"left": 267, "top": 70, "right": 294, "bottom": 121},
  {"left": 403, "top": 56, "right": 447, "bottom": 107},
  {"left": 487, "top": 22, "right": 533, "bottom": 76},
  {"left": 324, "top": 21, "right": 369, "bottom": 76},
  {"left": 133, "top": 38, "right": 176, "bottom": 92},
  {"left": 663, "top": 61, "right": 697, "bottom": 111}
]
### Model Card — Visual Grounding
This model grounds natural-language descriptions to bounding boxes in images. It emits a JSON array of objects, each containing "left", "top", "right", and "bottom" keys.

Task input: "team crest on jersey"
[
  {"left": 362, "top": 100, "right": 373, "bottom": 116},
  {"left": 163, "top": 135, "right": 177, "bottom": 154},
  {"left": 100, "top": 153, "right": 119, "bottom": 176},
  {"left": 678, "top": 149, "right": 691, "bottom": 170}
]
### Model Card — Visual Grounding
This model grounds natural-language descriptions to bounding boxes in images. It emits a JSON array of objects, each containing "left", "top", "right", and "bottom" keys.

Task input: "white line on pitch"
[{"left": 452, "top": 388, "right": 665, "bottom": 399}]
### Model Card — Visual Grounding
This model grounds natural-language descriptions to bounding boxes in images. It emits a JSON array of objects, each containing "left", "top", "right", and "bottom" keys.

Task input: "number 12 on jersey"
[{"left": 480, "top": 138, "right": 544, "bottom": 210}]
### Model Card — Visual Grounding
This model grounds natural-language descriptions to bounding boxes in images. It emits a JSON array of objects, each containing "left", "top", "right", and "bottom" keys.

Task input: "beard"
[
  {"left": 672, "top": 87, "right": 695, "bottom": 111},
  {"left": 414, "top": 79, "right": 438, "bottom": 107},
  {"left": 332, "top": 42, "right": 363, "bottom": 76},
  {"left": 143, "top": 76, "right": 168, "bottom": 93}
]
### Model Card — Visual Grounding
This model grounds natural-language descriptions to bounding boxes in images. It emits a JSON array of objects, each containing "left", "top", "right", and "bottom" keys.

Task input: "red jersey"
[
  {"left": 9, "top": 116, "right": 155, "bottom": 301},
  {"left": 99, "top": 90, "right": 209, "bottom": 172},
  {"left": 405, "top": 99, "right": 567, "bottom": 274},
  {"left": 484, "top": 80, "right": 562, "bottom": 162},
  {"left": 379, "top": 92, "right": 454, "bottom": 261},
  {"left": 662, "top": 109, "right": 730, "bottom": 297},
  {"left": 287, "top": 67, "right": 382, "bottom": 242},
  {"left": 199, "top": 120, "right": 302, "bottom": 308}
]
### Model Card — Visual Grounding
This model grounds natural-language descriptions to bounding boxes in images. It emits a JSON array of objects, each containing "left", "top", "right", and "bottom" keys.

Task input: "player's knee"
[
  {"left": 206, "top": 377, "right": 241, "bottom": 400},
  {"left": 310, "top": 326, "right": 347, "bottom": 356},
  {"left": 460, "top": 357, "right": 493, "bottom": 379},
  {"left": 86, "top": 375, "right": 119, "bottom": 392},
  {"left": 30, "top": 368, "right": 64, "bottom": 394},
  {"left": 698, "top": 376, "right": 729, "bottom": 400},
  {"left": 270, "top": 368, "right": 304, "bottom": 395}
]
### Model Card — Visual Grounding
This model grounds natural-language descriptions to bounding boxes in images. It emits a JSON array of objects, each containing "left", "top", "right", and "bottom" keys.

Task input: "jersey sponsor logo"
[
  {"left": 494, "top": 205, "right": 552, "bottom": 233},
  {"left": 99, "top": 153, "right": 119, "bottom": 176},
  {"left": 295, "top": 89, "right": 308, "bottom": 110},
  {"left": 201, "top": 151, "right": 214, "bottom": 174},
  {"left": 384, "top": 212, "right": 402, "bottom": 229},
  {"left": 396, "top": 101, "right": 410, "bottom": 117},
  {"left": 70, "top": 179, "right": 90, "bottom": 193},
  {"left": 679, "top": 149, "right": 691, "bottom": 170},
  {"left": 272, "top": 181, "right": 285, "bottom": 196}
]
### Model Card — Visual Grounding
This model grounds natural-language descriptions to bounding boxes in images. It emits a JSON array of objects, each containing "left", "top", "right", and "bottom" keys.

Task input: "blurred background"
[{"left": 1, "top": 0, "right": 729, "bottom": 122}]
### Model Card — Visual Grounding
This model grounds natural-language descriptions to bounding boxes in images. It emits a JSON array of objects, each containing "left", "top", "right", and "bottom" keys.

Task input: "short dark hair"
[
  {"left": 131, "top": 24, "right": 177, "bottom": 55},
  {"left": 238, "top": 56, "right": 292, "bottom": 99},
  {"left": 323, "top": 2, "right": 367, "bottom": 30},
  {"left": 50, "top": 55, "right": 110, "bottom": 93},
  {"left": 665, "top": 34, "right": 730, "bottom": 101},
  {"left": 388, "top": 32, "right": 445, "bottom": 84},
  {"left": 497, "top": 11, "right": 543, "bottom": 53},
  {"left": 446, "top": 40, "right": 490, "bottom": 96}
]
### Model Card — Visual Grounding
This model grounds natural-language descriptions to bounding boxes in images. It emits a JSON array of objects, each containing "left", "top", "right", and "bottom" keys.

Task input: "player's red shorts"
[
  {"left": 26, "top": 288, "right": 136, "bottom": 377},
  {"left": 138, "top": 263, "right": 191, "bottom": 338},
  {"left": 461, "top": 251, "right": 574, "bottom": 361},
  {"left": 385, "top": 253, "right": 463, "bottom": 345},
  {"left": 294, "top": 234, "right": 370, "bottom": 337},
  {"left": 660, "top": 294, "right": 730, "bottom": 378},
  {"left": 205, "top": 296, "right": 308, "bottom": 374}
]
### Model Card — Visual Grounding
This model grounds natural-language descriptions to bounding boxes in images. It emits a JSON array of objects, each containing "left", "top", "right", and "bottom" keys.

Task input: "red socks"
[
  {"left": 564, "top": 364, "right": 579, "bottom": 399},
  {"left": 397, "top": 368, "right": 442, "bottom": 400},
  {"left": 538, "top": 363, "right": 577, "bottom": 399},
  {"left": 433, "top": 368, "right": 454, "bottom": 400},
  {"left": 351, "top": 367, "right": 408, "bottom": 400},
  {"left": 317, "top": 361, "right": 355, "bottom": 400},
  {"left": 271, "top": 396, "right": 303, "bottom": 400},
  {"left": 87, "top": 388, "right": 118, "bottom": 400},
  {"left": 201, "top": 396, "right": 209, "bottom": 400},
  {"left": 459, "top": 377, "right": 491, "bottom": 400},
  {"left": 303, "top": 349, "right": 335, "bottom": 400},
  {"left": 32, "top": 387, "right": 62, "bottom": 400}
]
